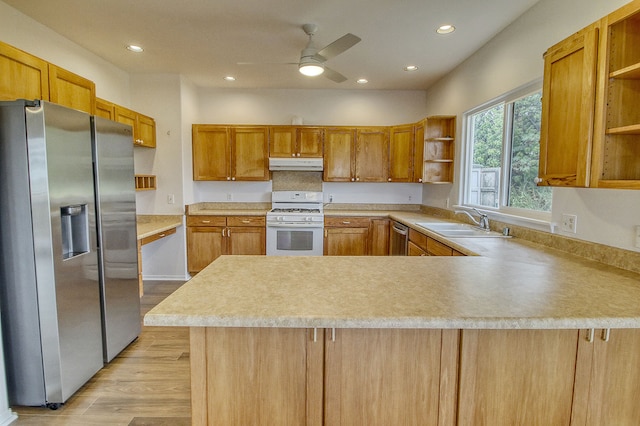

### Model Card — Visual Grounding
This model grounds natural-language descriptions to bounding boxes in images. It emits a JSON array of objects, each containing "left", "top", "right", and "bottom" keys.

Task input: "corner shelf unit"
[
  {"left": 597, "top": 9, "right": 640, "bottom": 188},
  {"left": 423, "top": 116, "right": 456, "bottom": 184},
  {"left": 135, "top": 174, "right": 156, "bottom": 191}
]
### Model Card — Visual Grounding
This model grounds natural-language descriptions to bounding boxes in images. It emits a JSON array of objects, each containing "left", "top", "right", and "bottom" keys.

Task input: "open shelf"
[
  {"left": 135, "top": 174, "right": 157, "bottom": 191},
  {"left": 606, "top": 124, "right": 640, "bottom": 135},
  {"left": 610, "top": 62, "right": 640, "bottom": 79}
]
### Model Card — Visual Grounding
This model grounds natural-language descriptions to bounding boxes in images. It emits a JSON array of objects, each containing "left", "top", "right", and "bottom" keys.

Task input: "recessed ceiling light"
[
  {"left": 126, "top": 44, "right": 144, "bottom": 53},
  {"left": 356, "top": 78, "right": 368, "bottom": 84},
  {"left": 436, "top": 25, "right": 455, "bottom": 35},
  {"left": 223, "top": 76, "right": 236, "bottom": 82},
  {"left": 404, "top": 65, "right": 418, "bottom": 72}
]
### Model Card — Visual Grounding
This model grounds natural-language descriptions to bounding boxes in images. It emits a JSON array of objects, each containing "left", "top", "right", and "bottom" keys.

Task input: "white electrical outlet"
[
  {"left": 167, "top": 194, "right": 175, "bottom": 204},
  {"left": 635, "top": 225, "right": 640, "bottom": 248},
  {"left": 226, "top": 193, "right": 233, "bottom": 201},
  {"left": 561, "top": 213, "right": 577, "bottom": 233}
]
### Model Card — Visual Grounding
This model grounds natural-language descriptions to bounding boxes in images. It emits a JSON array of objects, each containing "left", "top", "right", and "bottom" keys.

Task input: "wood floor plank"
[{"left": 12, "top": 281, "right": 191, "bottom": 425}]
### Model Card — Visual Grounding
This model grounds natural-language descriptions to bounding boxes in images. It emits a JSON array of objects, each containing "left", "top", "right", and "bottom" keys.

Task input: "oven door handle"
[{"left": 266, "top": 222, "right": 324, "bottom": 228}]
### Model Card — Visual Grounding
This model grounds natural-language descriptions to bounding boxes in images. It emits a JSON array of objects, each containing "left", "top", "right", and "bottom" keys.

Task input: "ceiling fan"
[{"left": 239, "top": 24, "right": 361, "bottom": 83}]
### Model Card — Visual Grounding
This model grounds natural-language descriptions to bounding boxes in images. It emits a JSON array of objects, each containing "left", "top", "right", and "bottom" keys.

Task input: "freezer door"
[
  {"left": 92, "top": 116, "right": 141, "bottom": 362},
  {"left": 26, "top": 102, "right": 104, "bottom": 404}
]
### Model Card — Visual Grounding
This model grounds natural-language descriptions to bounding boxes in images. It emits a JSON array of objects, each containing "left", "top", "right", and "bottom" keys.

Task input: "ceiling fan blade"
[
  {"left": 323, "top": 66, "right": 348, "bottom": 83},
  {"left": 316, "top": 33, "right": 361, "bottom": 61}
]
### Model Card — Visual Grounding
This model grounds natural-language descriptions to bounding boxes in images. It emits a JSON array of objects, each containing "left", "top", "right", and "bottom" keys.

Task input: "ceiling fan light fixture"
[{"left": 299, "top": 58, "right": 325, "bottom": 77}]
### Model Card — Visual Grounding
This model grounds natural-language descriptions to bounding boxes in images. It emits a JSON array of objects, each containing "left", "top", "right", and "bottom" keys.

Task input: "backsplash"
[{"left": 271, "top": 171, "right": 322, "bottom": 191}]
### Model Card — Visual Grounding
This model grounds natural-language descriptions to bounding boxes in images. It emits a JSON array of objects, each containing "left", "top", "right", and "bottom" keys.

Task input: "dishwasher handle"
[{"left": 392, "top": 224, "right": 409, "bottom": 235}]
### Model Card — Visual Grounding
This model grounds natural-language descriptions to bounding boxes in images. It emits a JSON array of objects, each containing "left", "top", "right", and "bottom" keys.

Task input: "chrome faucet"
[{"left": 455, "top": 208, "right": 490, "bottom": 231}]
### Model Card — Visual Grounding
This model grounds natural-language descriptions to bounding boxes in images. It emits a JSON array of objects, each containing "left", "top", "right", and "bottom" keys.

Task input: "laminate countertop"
[
  {"left": 137, "top": 215, "right": 183, "bottom": 240},
  {"left": 144, "top": 249, "right": 640, "bottom": 330}
]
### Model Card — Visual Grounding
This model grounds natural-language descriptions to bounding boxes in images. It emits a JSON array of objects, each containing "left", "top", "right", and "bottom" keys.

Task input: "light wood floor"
[{"left": 12, "top": 281, "right": 191, "bottom": 425}]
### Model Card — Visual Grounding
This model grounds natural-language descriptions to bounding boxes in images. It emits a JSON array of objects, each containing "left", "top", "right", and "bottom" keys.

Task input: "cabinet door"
[
  {"left": 324, "top": 227, "right": 368, "bottom": 256},
  {"left": 579, "top": 329, "right": 640, "bottom": 425},
  {"left": 324, "top": 328, "right": 444, "bottom": 426},
  {"left": 269, "top": 126, "right": 296, "bottom": 157},
  {"left": 48, "top": 64, "right": 95, "bottom": 114},
  {"left": 413, "top": 120, "right": 425, "bottom": 183},
  {"left": 369, "top": 218, "right": 390, "bottom": 255},
  {"left": 192, "top": 125, "right": 231, "bottom": 181},
  {"left": 355, "top": 127, "right": 389, "bottom": 182},
  {"left": 324, "top": 128, "right": 356, "bottom": 182},
  {"left": 0, "top": 41, "right": 49, "bottom": 101},
  {"left": 389, "top": 125, "right": 414, "bottom": 182},
  {"left": 115, "top": 105, "right": 138, "bottom": 143},
  {"left": 190, "top": 327, "right": 324, "bottom": 426},
  {"left": 95, "top": 98, "right": 115, "bottom": 120},
  {"left": 297, "top": 127, "right": 324, "bottom": 157},
  {"left": 231, "top": 126, "right": 269, "bottom": 181},
  {"left": 186, "top": 226, "right": 225, "bottom": 274},
  {"left": 539, "top": 23, "right": 599, "bottom": 187},
  {"left": 137, "top": 113, "right": 156, "bottom": 148},
  {"left": 227, "top": 227, "right": 266, "bottom": 256},
  {"left": 458, "top": 329, "right": 579, "bottom": 426},
  {"left": 408, "top": 241, "right": 427, "bottom": 256}
]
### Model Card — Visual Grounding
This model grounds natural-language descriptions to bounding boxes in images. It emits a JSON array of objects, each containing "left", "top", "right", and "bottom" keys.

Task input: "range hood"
[{"left": 269, "top": 157, "right": 323, "bottom": 171}]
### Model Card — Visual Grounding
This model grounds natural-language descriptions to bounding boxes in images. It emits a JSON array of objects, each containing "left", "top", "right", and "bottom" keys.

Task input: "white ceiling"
[{"left": 4, "top": 0, "right": 540, "bottom": 90}]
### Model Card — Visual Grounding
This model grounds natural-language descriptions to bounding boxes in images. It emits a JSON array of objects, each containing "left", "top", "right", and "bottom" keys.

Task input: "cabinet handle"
[
  {"left": 331, "top": 328, "right": 336, "bottom": 342},
  {"left": 159, "top": 233, "right": 165, "bottom": 237},
  {"left": 201, "top": 220, "right": 211, "bottom": 224},
  {"left": 342, "top": 221, "right": 350, "bottom": 224},
  {"left": 222, "top": 228, "right": 226, "bottom": 237},
  {"left": 313, "top": 328, "right": 317, "bottom": 342},
  {"left": 586, "top": 328, "right": 595, "bottom": 343},
  {"left": 324, "top": 229, "right": 327, "bottom": 237},
  {"left": 241, "top": 220, "right": 251, "bottom": 224},
  {"left": 601, "top": 328, "right": 610, "bottom": 342},
  {"left": 227, "top": 229, "right": 231, "bottom": 236}
]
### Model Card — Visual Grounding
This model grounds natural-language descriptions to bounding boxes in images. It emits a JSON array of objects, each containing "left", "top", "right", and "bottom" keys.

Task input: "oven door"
[{"left": 266, "top": 223, "right": 324, "bottom": 256}]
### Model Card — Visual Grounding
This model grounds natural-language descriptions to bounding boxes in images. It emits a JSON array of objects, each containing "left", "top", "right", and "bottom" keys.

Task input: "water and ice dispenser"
[{"left": 60, "top": 204, "right": 90, "bottom": 260}]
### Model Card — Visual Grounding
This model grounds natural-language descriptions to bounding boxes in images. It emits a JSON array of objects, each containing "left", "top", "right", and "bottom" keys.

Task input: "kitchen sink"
[{"left": 416, "top": 222, "right": 511, "bottom": 238}]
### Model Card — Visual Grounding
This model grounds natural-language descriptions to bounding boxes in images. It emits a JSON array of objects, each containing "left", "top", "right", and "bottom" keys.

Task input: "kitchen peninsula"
[{"left": 145, "top": 247, "right": 640, "bottom": 425}]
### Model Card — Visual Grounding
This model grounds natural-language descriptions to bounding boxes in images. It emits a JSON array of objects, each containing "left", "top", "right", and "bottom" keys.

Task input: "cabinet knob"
[
  {"left": 226, "top": 177, "right": 231, "bottom": 181},
  {"left": 356, "top": 177, "right": 360, "bottom": 181},
  {"left": 418, "top": 178, "right": 422, "bottom": 183},
  {"left": 351, "top": 178, "right": 355, "bottom": 182},
  {"left": 534, "top": 177, "right": 543, "bottom": 184},
  {"left": 297, "top": 153, "right": 301, "bottom": 157},
  {"left": 292, "top": 153, "right": 296, "bottom": 157},
  {"left": 231, "top": 177, "right": 236, "bottom": 181},
  {"left": 388, "top": 178, "right": 392, "bottom": 182}
]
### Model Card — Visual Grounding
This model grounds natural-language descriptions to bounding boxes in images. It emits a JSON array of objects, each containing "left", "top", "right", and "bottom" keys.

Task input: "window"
[{"left": 463, "top": 82, "right": 551, "bottom": 217}]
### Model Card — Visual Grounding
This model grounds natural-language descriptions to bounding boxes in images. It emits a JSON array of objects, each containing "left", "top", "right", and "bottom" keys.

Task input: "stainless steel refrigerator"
[{"left": 0, "top": 100, "right": 140, "bottom": 408}]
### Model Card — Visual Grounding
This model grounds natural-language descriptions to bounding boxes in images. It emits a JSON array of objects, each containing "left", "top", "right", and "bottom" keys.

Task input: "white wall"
[{"left": 422, "top": 0, "right": 640, "bottom": 252}]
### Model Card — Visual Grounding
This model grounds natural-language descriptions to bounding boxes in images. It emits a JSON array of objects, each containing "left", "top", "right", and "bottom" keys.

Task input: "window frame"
[{"left": 460, "top": 79, "right": 551, "bottom": 224}]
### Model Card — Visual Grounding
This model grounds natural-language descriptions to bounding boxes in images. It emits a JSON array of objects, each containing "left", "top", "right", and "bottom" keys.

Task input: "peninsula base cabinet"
[
  {"left": 189, "top": 327, "right": 458, "bottom": 426},
  {"left": 187, "top": 327, "right": 640, "bottom": 425}
]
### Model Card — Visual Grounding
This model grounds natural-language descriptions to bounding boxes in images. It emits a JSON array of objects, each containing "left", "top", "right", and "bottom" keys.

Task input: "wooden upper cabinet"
[
  {"left": 389, "top": 124, "right": 415, "bottom": 182},
  {"left": 590, "top": 3, "right": 640, "bottom": 189},
  {"left": 0, "top": 41, "right": 49, "bottom": 102},
  {"left": 115, "top": 105, "right": 156, "bottom": 148},
  {"left": 355, "top": 127, "right": 389, "bottom": 182},
  {"left": 539, "top": 22, "right": 600, "bottom": 187},
  {"left": 413, "top": 120, "right": 425, "bottom": 183},
  {"left": 95, "top": 98, "right": 115, "bottom": 120},
  {"left": 324, "top": 127, "right": 356, "bottom": 182},
  {"left": 231, "top": 126, "right": 269, "bottom": 181},
  {"left": 48, "top": 64, "right": 95, "bottom": 114},
  {"left": 269, "top": 126, "right": 323, "bottom": 158},
  {"left": 192, "top": 125, "right": 231, "bottom": 181}
]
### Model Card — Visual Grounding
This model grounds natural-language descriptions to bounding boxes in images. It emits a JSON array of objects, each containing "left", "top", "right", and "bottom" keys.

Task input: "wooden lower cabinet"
[
  {"left": 408, "top": 228, "right": 463, "bottom": 256},
  {"left": 458, "top": 329, "right": 579, "bottom": 425},
  {"left": 573, "top": 328, "right": 640, "bottom": 425},
  {"left": 186, "top": 215, "right": 265, "bottom": 274},
  {"left": 324, "top": 216, "right": 389, "bottom": 256},
  {"left": 190, "top": 327, "right": 324, "bottom": 426},
  {"left": 190, "top": 327, "right": 457, "bottom": 426},
  {"left": 324, "top": 328, "right": 457, "bottom": 426}
]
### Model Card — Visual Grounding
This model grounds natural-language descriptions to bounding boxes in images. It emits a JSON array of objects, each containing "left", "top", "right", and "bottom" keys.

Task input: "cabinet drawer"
[
  {"left": 226, "top": 216, "right": 265, "bottom": 227},
  {"left": 140, "top": 227, "right": 176, "bottom": 246},
  {"left": 325, "top": 217, "right": 371, "bottom": 227},
  {"left": 427, "top": 237, "right": 453, "bottom": 256},
  {"left": 408, "top": 229, "right": 428, "bottom": 251},
  {"left": 187, "top": 216, "right": 226, "bottom": 227}
]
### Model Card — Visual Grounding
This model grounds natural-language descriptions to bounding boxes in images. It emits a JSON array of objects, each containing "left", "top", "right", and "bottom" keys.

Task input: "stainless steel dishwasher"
[{"left": 390, "top": 221, "right": 409, "bottom": 256}]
